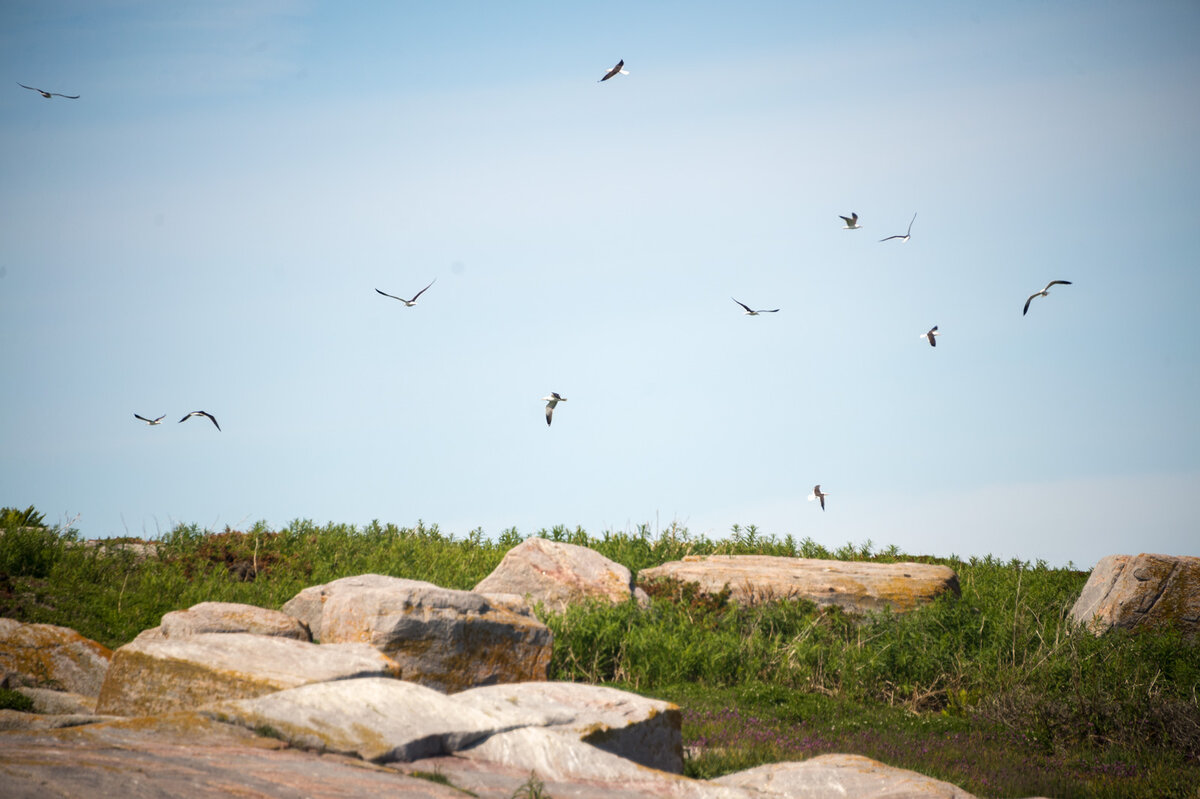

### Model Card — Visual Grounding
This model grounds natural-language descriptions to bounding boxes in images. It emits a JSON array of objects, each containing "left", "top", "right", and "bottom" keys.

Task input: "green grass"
[{"left": 2, "top": 514, "right": 1197, "bottom": 798}]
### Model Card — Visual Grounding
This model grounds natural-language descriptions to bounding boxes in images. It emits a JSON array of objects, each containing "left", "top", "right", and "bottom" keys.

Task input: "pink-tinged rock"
[
  {"left": 282, "top": 574, "right": 552, "bottom": 693},
  {"left": 1070, "top": 553, "right": 1200, "bottom": 638},
  {"left": 473, "top": 537, "right": 649, "bottom": 613},
  {"left": 157, "top": 601, "right": 312, "bottom": 640},
  {"left": 637, "top": 555, "right": 959, "bottom": 614},
  {"left": 714, "top": 753, "right": 978, "bottom": 798},
  {"left": 95, "top": 632, "right": 401, "bottom": 716},
  {"left": 455, "top": 681, "right": 683, "bottom": 774},
  {"left": 0, "top": 619, "right": 112, "bottom": 696}
]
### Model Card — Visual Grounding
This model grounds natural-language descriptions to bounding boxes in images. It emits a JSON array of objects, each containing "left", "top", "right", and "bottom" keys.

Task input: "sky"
[{"left": 2, "top": 1, "right": 1199, "bottom": 570}]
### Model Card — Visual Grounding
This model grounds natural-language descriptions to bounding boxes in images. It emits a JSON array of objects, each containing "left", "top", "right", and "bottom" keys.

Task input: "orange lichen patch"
[{"left": 0, "top": 620, "right": 112, "bottom": 695}]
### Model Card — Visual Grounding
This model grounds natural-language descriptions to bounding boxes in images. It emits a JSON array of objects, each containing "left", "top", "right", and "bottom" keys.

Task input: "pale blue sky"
[{"left": 3, "top": 1, "right": 1198, "bottom": 568}]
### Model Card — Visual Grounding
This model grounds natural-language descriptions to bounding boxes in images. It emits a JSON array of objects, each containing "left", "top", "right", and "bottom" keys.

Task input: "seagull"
[
  {"left": 179, "top": 411, "right": 221, "bottom": 431},
  {"left": 1022, "top": 280, "right": 1072, "bottom": 316},
  {"left": 375, "top": 279, "right": 436, "bottom": 307},
  {"left": 134, "top": 414, "right": 165, "bottom": 425},
  {"left": 880, "top": 212, "right": 917, "bottom": 243},
  {"left": 18, "top": 82, "right": 79, "bottom": 99},
  {"left": 732, "top": 298, "right": 780, "bottom": 315},
  {"left": 921, "top": 325, "right": 940, "bottom": 347},
  {"left": 839, "top": 212, "right": 861, "bottom": 230},
  {"left": 808, "top": 484, "right": 828, "bottom": 511},
  {"left": 542, "top": 393, "right": 566, "bottom": 426},
  {"left": 599, "top": 59, "right": 628, "bottom": 82}
]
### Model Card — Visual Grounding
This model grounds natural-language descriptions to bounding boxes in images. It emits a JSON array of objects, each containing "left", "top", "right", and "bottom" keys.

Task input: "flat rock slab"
[
  {"left": 159, "top": 601, "right": 312, "bottom": 640},
  {"left": 638, "top": 555, "right": 960, "bottom": 614},
  {"left": 1070, "top": 553, "right": 1200, "bottom": 638},
  {"left": 0, "top": 619, "right": 112, "bottom": 696},
  {"left": 96, "top": 632, "right": 401, "bottom": 716},
  {"left": 456, "top": 681, "right": 683, "bottom": 773},
  {"left": 282, "top": 574, "right": 552, "bottom": 692},
  {"left": 713, "top": 753, "right": 978, "bottom": 798},
  {"left": 204, "top": 677, "right": 524, "bottom": 763},
  {"left": 474, "top": 537, "right": 648, "bottom": 613},
  {"left": 0, "top": 712, "right": 464, "bottom": 799}
]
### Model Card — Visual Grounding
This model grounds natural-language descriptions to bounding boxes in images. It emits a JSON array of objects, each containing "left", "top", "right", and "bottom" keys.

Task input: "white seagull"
[
  {"left": 732, "top": 298, "right": 779, "bottom": 315},
  {"left": 1023, "top": 280, "right": 1072, "bottom": 316},
  {"left": 921, "top": 325, "right": 940, "bottom": 347},
  {"left": 134, "top": 414, "right": 165, "bottom": 425},
  {"left": 839, "top": 212, "right": 861, "bottom": 230},
  {"left": 599, "top": 59, "right": 628, "bottom": 82},
  {"left": 808, "top": 484, "right": 828, "bottom": 511},
  {"left": 179, "top": 410, "right": 221, "bottom": 431},
  {"left": 880, "top": 212, "right": 917, "bottom": 243},
  {"left": 18, "top": 82, "right": 79, "bottom": 99},
  {"left": 375, "top": 279, "right": 436, "bottom": 307},
  {"left": 542, "top": 393, "right": 567, "bottom": 426}
]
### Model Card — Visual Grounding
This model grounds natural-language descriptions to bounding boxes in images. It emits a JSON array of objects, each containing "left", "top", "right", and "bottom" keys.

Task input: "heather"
[{"left": 2, "top": 514, "right": 1197, "bottom": 797}]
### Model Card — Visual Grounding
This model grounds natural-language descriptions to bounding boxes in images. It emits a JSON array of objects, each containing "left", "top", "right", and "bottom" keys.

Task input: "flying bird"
[
  {"left": 375, "top": 279, "right": 436, "bottom": 307},
  {"left": 839, "top": 212, "right": 862, "bottom": 230},
  {"left": 179, "top": 411, "right": 221, "bottom": 431},
  {"left": 880, "top": 212, "right": 917, "bottom": 243},
  {"left": 542, "top": 393, "right": 567, "bottom": 426},
  {"left": 921, "top": 325, "right": 940, "bottom": 347},
  {"left": 1022, "top": 280, "right": 1072, "bottom": 316},
  {"left": 732, "top": 298, "right": 780, "bottom": 315},
  {"left": 134, "top": 414, "right": 165, "bottom": 425},
  {"left": 599, "top": 59, "right": 628, "bottom": 82},
  {"left": 808, "top": 485, "right": 828, "bottom": 511},
  {"left": 18, "top": 82, "right": 78, "bottom": 99}
]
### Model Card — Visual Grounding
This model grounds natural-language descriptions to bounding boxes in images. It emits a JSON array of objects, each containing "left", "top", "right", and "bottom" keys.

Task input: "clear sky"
[{"left": 3, "top": 1, "right": 1198, "bottom": 569}]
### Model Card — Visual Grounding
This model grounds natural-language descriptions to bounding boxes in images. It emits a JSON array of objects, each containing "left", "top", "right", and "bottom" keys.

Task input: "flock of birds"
[{"left": 22, "top": 62, "right": 1075, "bottom": 514}]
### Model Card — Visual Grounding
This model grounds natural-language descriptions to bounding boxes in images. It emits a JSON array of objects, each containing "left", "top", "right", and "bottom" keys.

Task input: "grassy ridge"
[{"left": 1, "top": 516, "right": 1197, "bottom": 798}]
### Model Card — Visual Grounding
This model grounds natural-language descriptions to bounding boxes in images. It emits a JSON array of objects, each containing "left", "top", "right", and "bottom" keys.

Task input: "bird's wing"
[
  {"left": 134, "top": 414, "right": 151, "bottom": 422},
  {"left": 906, "top": 212, "right": 917, "bottom": 235},
  {"left": 929, "top": 333, "right": 937, "bottom": 347},
  {"left": 879, "top": 234, "right": 903, "bottom": 242},
  {"left": 375, "top": 288, "right": 403, "bottom": 301},
  {"left": 202, "top": 412, "right": 221, "bottom": 430},
  {"left": 839, "top": 216, "right": 853, "bottom": 225},
  {"left": 411, "top": 278, "right": 436, "bottom": 301},
  {"left": 545, "top": 405, "right": 554, "bottom": 425},
  {"left": 17, "top": 83, "right": 39, "bottom": 92},
  {"left": 178, "top": 413, "right": 194, "bottom": 423},
  {"left": 732, "top": 298, "right": 753, "bottom": 313},
  {"left": 599, "top": 60, "right": 623, "bottom": 81},
  {"left": 1047, "top": 280, "right": 1072, "bottom": 288},
  {"left": 51, "top": 92, "right": 79, "bottom": 99},
  {"left": 819, "top": 496, "right": 826, "bottom": 510},
  {"left": 761, "top": 309, "right": 780, "bottom": 313},
  {"left": 1023, "top": 294, "right": 1037, "bottom": 315}
]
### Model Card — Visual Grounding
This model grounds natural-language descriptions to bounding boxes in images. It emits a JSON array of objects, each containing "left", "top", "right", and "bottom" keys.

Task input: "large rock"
[
  {"left": 0, "top": 619, "right": 112, "bottom": 696},
  {"left": 157, "top": 601, "right": 312, "bottom": 641},
  {"left": 713, "top": 753, "right": 979, "bottom": 798},
  {"left": 455, "top": 681, "right": 683, "bottom": 774},
  {"left": 473, "top": 537, "right": 649, "bottom": 613},
  {"left": 1070, "top": 553, "right": 1200, "bottom": 638},
  {"left": 204, "top": 677, "right": 523, "bottom": 763},
  {"left": 281, "top": 574, "right": 552, "bottom": 692},
  {"left": 95, "top": 632, "right": 401, "bottom": 716},
  {"left": 637, "top": 555, "right": 960, "bottom": 614}
]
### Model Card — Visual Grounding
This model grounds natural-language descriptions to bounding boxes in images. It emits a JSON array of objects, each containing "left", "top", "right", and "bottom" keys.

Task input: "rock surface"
[
  {"left": 456, "top": 680, "right": 683, "bottom": 773},
  {"left": 713, "top": 753, "right": 979, "bottom": 798},
  {"left": 282, "top": 574, "right": 552, "bottom": 692},
  {"left": 204, "top": 677, "right": 523, "bottom": 763},
  {"left": 158, "top": 601, "right": 312, "bottom": 640},
  {"left": 473, "top": 536, "right": 649, "bottom": 612},
  {"left": 95, "top": 632, "right": 402, "bottom": 716},
  {"left": 1070, "top": 553, "right": 1200, "bottom": 638},
  {"left": 0, "top": 618, "right": 112, "bottom": 696},
  {"left": 637, "top": 555, "right": 960, "bottom": 613},
  {"left": 13, "top": 686, "right": 97, "bottom": 715}
]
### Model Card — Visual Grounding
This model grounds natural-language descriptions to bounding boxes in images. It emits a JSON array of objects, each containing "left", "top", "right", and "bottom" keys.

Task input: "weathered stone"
[
  {"left": 13, "top": 686, "right": 97, "bottom": 715},
  {"left": 282, "top": 574, "right": 552, "bottom": 692},
  {"left": 0, "top": 712, "right": 465, "bottom": 799},
  {"left": 637, "top": 555, "right": 960, "bottom": 614},
  {"left": 0, "top": 619, "right": 112, "bottom": 696},
  {"left": 0, "top": 709, "right": 122, "bottom": 731},
  {"left": 204, "top": 677, "right": 526, "bottom": 763},
  {"left": 1070, "top": 553, "right": 1200, "bottom": 638},
  {"left": 159, "top": 601, "right": 311, "bottom": 641},
  {"left": 714, "top": 753, "right": 978, "bottom": 798},
  {"left": 456, "top": 681, "right": 683, "bottom": 774},
  {"left": 474, "top": 537, "right": 649, "bottom": 613},
  {"left": 95, "top": 632, "right": 401, "bottom": 716}
]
